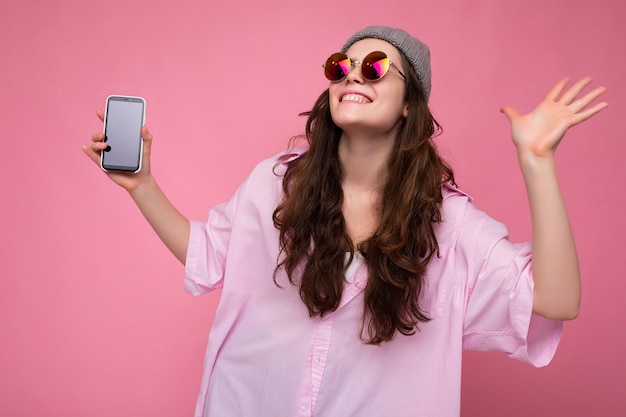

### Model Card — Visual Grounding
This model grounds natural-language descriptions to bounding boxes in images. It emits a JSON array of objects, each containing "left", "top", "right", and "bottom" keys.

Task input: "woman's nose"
[{"left": 345, "top": 61, "right": 364, "bottom": 83}]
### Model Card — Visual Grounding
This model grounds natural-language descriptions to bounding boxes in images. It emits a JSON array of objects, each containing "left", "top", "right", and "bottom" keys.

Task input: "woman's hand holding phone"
[
  {"left": 82, "top": 107, "right": 191, "bottom": 264},
  {"left": 82, "top": 109, "right": 154, "bottom": 193}
]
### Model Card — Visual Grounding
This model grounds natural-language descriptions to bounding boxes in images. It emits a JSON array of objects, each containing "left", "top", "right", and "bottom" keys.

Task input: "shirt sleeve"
[
  {"left": 461, "top": 203, "right": 563, "bottom": 367},
  {"left": 184, "top": 186, "right": 243, "bottom": 296},
  {"left": 182, "top": 149, "right": 303, "bottom": 296}
]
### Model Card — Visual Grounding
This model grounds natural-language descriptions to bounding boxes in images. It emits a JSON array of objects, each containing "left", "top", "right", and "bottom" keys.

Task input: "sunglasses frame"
[{"left": 323, "top": 51, "right": 406, "bottom": 82}]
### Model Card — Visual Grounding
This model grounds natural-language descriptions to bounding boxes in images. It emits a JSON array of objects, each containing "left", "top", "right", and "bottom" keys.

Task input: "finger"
[
  {"left": 96, "top": 109, "right": 104, "bottom": 122},
  {"left": 141, "top": 126, "right": 153, "bottom": 153},
  {"left": 571, "top": 101, "right": 609, "bottom": 126},
  {"left": 81, "top": 144, "right": 102, "bottom": 165},
  {"left": 545, "top": 77, "right": 570, "bottom": 101},
  {"left": 569, "top": 86, "right": 607, "bottom": 114},
  {"left": 90, "top": 141, "right": 108, "bottom": 151},
  {"left": 91, "top": 132, "right": 105, "bottom": 143},
  {"left": 558, "top": 77, "right": 593, "bottom": 105},
  {"left": 137, "top": 126, "right": 153, "bottom": 173},
  {"left": 141, "top": 125, "right": 152, "bottom": 142},
  {"left": 500, "top": 106, "right": 520, "bottom": 122}
]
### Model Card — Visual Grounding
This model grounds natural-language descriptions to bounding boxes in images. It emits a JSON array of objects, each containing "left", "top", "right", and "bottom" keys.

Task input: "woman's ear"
[{"left": 403, "top": 103, "right": 409, "bottom": 118}]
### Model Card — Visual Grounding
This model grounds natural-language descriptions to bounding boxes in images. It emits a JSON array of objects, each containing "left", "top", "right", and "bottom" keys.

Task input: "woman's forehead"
[{"left": 345, "top": 38, "right": 402, "bottom": 61}]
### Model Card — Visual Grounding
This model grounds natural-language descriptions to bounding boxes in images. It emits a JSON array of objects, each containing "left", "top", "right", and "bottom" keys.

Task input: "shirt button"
[
  {"left": 300, "top": 404, "right": 307, "bottom": 411},
  {"left": 306, "top": 355, "right": 312, "bottom": 362}
]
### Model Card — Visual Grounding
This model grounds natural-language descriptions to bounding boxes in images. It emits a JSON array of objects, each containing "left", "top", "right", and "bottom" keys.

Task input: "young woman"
[{"left": 83, "top": 26, "right": 607, "bottom": 417}]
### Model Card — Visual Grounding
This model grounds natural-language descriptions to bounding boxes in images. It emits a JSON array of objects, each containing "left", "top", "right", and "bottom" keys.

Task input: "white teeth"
[{"left": 341, "top": 94, "right": 369, "bottom": 104}]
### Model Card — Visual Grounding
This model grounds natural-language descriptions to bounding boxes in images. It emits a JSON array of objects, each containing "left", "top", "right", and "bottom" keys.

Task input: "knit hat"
[{"left": 341, "top": 25, "right": 432, "bottom": 99}]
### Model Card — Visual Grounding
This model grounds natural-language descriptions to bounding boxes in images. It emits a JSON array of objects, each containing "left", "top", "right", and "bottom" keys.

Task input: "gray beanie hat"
[{"left": 341, "top": 25, "right": 432, "bottom": 99}]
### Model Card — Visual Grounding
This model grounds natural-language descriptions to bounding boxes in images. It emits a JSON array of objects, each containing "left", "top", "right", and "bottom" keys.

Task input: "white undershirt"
[{"left": 345, "top": 252, "right": 365, "bottom": 283}]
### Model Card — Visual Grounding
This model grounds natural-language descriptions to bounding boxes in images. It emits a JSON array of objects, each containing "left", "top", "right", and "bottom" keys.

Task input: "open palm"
[{"left": 501, "top": 77, "right": 607, "bottom": 158}]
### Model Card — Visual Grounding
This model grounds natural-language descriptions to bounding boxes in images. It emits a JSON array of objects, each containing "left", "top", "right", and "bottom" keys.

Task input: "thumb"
[
  {"left": 141, "top": 125, "right": 153, "bottom": 151},
  {"left": 500, "top": 106, "right": 519, "bottom": 122},
  {"left": 138, "top": 125, "right": 154, "bottom": 174}
]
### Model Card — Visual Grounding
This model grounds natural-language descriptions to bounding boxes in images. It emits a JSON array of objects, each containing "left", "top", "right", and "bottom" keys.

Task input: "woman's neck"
[
  {"left": 338, "top": 132, "right": 393, "bottom": 246},
  {"left": 338, "top": 132, "right": 394, "bottom": 190}
]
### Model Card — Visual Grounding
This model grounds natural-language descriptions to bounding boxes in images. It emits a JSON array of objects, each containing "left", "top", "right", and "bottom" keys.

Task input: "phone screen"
[{"left": 101, "top": 96, "right": 145, "bottom": 172}]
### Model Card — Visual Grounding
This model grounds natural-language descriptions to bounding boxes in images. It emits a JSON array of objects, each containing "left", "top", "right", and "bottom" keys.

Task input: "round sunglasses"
[{"left": 323, "top": 51, "right": 406, "bottom": 82}]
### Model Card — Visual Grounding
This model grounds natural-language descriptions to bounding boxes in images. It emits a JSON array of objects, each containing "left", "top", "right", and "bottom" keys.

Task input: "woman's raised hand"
[
  {"left": 82, "top": 109, "right": 154, "bottom": 192},
  {"left": 83, "top": 109, "right": 190, "bottom": 263},
  {"left": 500, "top": 78, "right": 607, "bottom": 320},
  {"left": 500, "top": 77, "right": 607, "bottom": 160}
]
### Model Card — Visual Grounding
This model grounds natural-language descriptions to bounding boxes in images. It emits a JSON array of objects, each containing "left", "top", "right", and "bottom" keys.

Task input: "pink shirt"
[{"left": 184, "top": 149, "right": 562, "bottom": 417}]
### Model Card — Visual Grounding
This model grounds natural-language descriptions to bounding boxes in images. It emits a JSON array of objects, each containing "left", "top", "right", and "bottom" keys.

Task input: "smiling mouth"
[{"left": 340, "top": 94, "right": 371, "bottom": 104}]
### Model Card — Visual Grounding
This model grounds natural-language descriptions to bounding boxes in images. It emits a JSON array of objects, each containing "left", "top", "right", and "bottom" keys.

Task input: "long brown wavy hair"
[{"left": 272, "top": 53, "right": 455, "bottom": 344}]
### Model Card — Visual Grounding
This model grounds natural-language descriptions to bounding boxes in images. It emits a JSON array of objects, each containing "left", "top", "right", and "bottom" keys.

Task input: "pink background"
[{"left": 1, "top": 0, "right": 624, "bottom": 416}]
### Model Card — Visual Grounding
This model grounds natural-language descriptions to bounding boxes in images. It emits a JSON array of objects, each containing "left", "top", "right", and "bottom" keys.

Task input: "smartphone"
[{"left": 101, "top": 95, "right": 146, "bottom": 173}]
